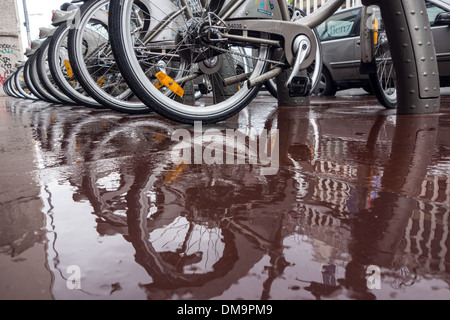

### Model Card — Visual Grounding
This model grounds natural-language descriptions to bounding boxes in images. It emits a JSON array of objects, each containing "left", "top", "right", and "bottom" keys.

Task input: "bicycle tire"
[
  {"left": 36, "top": 37, "right": 76, "bottom": 105},
  {"left": 14, "top": 67, "right": 37, "bottom": 100},
  {"left": 48, "top": 22, "right": 104, "bottom": 108},
  {"left": 68, "top": 0, "right": 150, "bottom": 114},
  {"left": 26, "top": 51, "right": 62, "bottom": 104},
  {"left": 4, "top": 75, "right": 20, "bottom": 98},
  {"left": 22, "top": 61, "right": 47, "bottom": 101},
  {"left": 10, "top": 75, "right": 26, "bottom": 98}
]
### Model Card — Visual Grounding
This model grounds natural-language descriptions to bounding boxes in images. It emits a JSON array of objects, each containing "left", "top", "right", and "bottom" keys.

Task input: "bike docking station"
[
  {"left": 276, "top": 68, "right": 311, "bottom": 107},
  {"left": 362, "top": 0, "right": 441, "bottom": 115},
  {"left": 272, "top": 45, "right": 311, "bottom": 107}
]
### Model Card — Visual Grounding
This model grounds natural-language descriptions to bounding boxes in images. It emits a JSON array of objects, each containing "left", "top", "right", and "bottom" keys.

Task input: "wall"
[{"left": 0, "top": 0, "right": 24, "bottom": 96}]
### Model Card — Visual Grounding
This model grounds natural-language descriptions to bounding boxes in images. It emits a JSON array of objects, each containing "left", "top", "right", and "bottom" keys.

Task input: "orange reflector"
[
  {"left": 373, "top": 18, "right": 379, "bottom": 45},
  {"left": 97, "top": 77, "right": 105, "bottom": 87},
  {"left": 64, "top": 60, "right": 74, "bottom": 78},
  {"left": 155, "top": 71, "right": 184, "bottom": 98}
]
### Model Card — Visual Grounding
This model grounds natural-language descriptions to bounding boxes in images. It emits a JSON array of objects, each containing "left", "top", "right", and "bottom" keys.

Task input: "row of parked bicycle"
[{"left": 4, "top": 0, "right": 431, "bottom": 124}]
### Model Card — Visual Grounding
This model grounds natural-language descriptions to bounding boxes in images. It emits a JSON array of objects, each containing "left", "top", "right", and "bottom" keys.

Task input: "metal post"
[{"left": 22, "top": 0, "right": 31, "bottom": 47}]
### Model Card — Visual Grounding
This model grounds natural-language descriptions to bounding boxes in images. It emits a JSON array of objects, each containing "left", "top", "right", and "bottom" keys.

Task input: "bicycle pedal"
[{"left": 288, "top": 76, "right": 311, "bottom": 97}]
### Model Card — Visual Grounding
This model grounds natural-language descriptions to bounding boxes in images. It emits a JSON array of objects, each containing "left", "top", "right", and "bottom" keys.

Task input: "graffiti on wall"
[{"left": 0, "top": 44, "right": 19, "bottom": 87}]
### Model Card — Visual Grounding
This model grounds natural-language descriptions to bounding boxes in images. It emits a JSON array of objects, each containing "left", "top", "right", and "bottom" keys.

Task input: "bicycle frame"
[{"left": 138, "top": 0, "right": 345, "bottom": 68}]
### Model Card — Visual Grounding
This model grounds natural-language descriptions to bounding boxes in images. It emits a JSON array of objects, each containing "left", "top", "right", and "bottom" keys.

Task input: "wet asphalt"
[{"left": 0, "top": 90, "right": 449, "bottom": 300}]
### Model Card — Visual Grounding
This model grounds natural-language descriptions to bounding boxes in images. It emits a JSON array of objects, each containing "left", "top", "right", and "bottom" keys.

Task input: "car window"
[
  {"left": 427, "top": 2, "right": 447, "bottom": 26},
  {"left": 317, "top": 8, "right": 361, "bottom": 41}
]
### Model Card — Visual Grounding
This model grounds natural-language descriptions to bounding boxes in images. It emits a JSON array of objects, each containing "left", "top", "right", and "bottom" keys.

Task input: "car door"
[
  {"left": 427, "top": 0, "right": 450, "bottom": 78},
  {"left": 317, "top": 7, "right": 362, "bottom": 82}
]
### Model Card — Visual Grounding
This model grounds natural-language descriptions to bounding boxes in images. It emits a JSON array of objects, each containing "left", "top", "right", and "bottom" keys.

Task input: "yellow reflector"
[
  {"left": 155, "top": 71, "right": 184, "bottom": 98},
  {"left": 154, "top": 81, "right": 163, "bottom": 89},
  {"left": 164, "top": 163, "right": 187, "bottom": 185},
  {"left": 373, "top": 18, "right": 379, "bottom": 45},
  {"left": 97, "top": 77, "right": 105, "bottom": 87},
  {"left": 64, "top": 60, "right": 74, "bottom": 78}
]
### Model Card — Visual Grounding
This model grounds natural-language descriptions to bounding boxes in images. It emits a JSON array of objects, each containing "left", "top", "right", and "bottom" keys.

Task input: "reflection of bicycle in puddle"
[
  {"left": 30, "top": 105, "right": 289, "bottom": 299},
  {"left": 8, "top": 99, "right": 448, "bottom": 299}
]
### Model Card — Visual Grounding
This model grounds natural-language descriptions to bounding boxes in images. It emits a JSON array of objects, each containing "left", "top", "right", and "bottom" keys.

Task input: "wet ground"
[{"left": 0, "top": 91, "right": 449, "bottom": 300}]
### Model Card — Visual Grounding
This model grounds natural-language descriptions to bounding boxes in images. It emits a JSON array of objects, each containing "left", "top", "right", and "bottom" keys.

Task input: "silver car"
[{"left": 315, "top": 0, "right": 450, "bottom": 96}]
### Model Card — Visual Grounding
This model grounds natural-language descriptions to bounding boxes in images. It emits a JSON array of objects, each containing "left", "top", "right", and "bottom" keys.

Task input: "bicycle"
[
  {"left": 108, "top": 0, "right": 440, "bottom": 124},
  {"left": 67, "top": 0, "right": 151, "bottom": 113}
]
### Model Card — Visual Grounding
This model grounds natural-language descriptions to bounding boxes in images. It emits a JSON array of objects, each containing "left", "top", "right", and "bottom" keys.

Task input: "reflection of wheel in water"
[
  {"left": 125, "top": 162, "right": 281, "bottom": 297},
  {"left": 71, "top": 121, "right": 289, "bottom": 297},
  {"left": 68, "top": 117, "right": 176, "bottom": 230}
]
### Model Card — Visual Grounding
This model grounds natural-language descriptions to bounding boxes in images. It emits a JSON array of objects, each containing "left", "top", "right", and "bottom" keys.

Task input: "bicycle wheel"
[
  {"left": 68, "top": 0, "right": 150, "bottom": 114},
  {"left": 25, "top": 53, "right": 60, "bottom": 103},
  {"left": 48, "top": 22, "right": 104, "bottom": 108},
  {"left": 368, "top": 18, "right": 397, "bottom": 109},
  {"left": 36, "top": 37, "right": 76, "bottom": 105},
  {"left": 9, "top": 75, "right": 26, "bottom": 98},
  {"left": 14, "top": 67, "right": 37, "bottom": 100},
  {"left": 22, "top": 61, "right": 47, "bottom": 101},
  {"left": 109, "top": 0, "right": 280, "bottom": 124},
  {"left": 4, "top": 75, "right": 20, "bottom": 98},
  {"left": 26, "top": 51, "right": 62, "bottom": 104}
]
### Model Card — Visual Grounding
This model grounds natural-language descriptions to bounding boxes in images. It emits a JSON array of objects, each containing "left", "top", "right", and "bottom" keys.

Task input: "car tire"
[
  {"left": 314, "top": 68, "right": 337, "bottom": 96},
  {"left": 362, "top": 85, "right": 373, "bottom": 95}
]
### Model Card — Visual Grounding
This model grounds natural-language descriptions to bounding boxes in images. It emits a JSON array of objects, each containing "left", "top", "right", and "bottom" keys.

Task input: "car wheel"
[
  {"left": 314, "top": 68, "right": 337, "bottom": 96},
  {"left": 362, "top": 85, "right": 373, "bottom": 95}
]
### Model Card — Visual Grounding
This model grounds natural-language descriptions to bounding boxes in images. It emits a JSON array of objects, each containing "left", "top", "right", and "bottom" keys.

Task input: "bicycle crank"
[{"left": 286, "top": 35, "right": 312, "bottom": 95}]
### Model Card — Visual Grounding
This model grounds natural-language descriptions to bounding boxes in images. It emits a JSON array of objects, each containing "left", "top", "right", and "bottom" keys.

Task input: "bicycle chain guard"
[{"left": 224, "top": 19, "right": 317, "bottom": 70}]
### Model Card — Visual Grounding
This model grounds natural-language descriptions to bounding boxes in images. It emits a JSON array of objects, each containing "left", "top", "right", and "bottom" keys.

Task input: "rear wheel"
[
  {"left": 26, "top": 52, "right": 61, "bottom": 104},
  {"left": 36, "top": 38, "right": 76, "bottom": 105}
]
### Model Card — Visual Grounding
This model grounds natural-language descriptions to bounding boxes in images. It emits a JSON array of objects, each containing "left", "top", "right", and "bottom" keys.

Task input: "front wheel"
[
  {"left": 109, "top": 0, "right": 280, "bottom": 124},
  {"left": 369, "top": 32, "right": 397, "bottom": 109}
]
